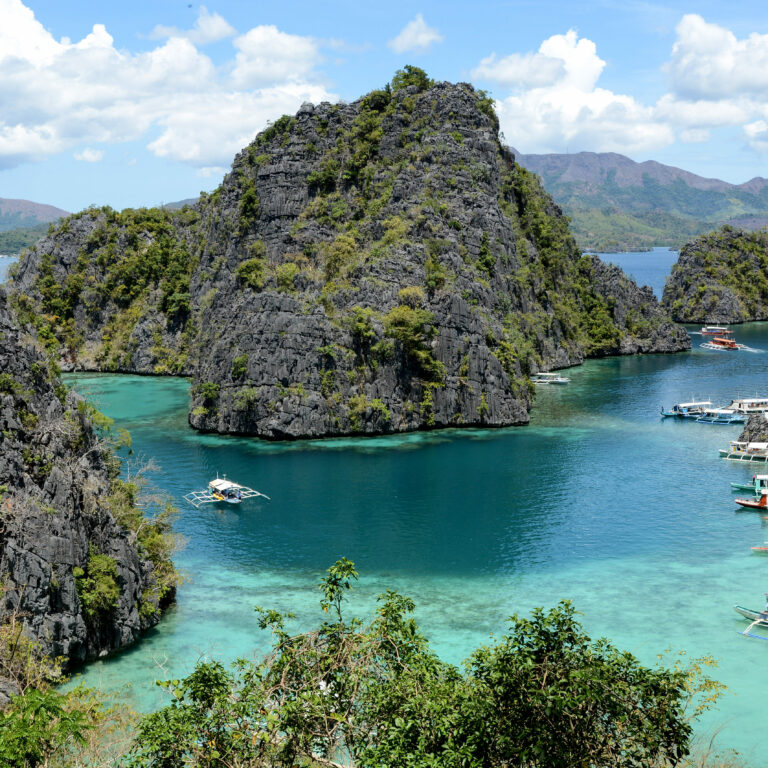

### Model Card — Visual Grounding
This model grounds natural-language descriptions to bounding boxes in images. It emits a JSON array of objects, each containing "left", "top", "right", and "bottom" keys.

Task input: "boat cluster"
[
  {"left": 697, "top": 325, "right": 760, "bottom": 352},
  {"left": 660, "top": 397, "right": 768, "bottom": 425},
  {"left": 730, "top": 474, "right": 768, "bottom": 638}
]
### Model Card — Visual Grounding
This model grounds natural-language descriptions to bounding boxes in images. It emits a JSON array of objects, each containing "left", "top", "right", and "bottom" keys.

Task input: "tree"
[
  {"left": 391, "top": 65, "right": 432, "bottom": 93},
  {"left": 128, "top": 560, "right": 714, "bottom": 768}
]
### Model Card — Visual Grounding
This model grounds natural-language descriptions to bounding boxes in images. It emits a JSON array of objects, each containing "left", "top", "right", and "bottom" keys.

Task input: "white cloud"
[
  {"left": 744, "top": 120, "right": 768, "bottom": 152},
  {"left": 151, "top": 6, "right": 235, "bottom": 45},
  {"left": 471, "top": 52, "right": 565, "bottom": 89},
  {"left": 388, "top": 14, "right": 443, "bottom": 54},
  {"left": 74, "top": 147, "right": 104, "bottom": 162},
  {"left": 196, "top": 166, "right": 227, "bottom": 178},
  {"left": 679, "top": 128, "right": 709, "bottom": 144},
  {"left": 232, "top": 26, "right": 321, "bottom": 88},
  {"left": 668, "top": 14, "right": 768, "bottom": 101},
  {"left": 0, "top": 0, "right": 336, "bottom": 170},
  {"left": 479, "top": 30, "right": 672, "bottom": 154}
]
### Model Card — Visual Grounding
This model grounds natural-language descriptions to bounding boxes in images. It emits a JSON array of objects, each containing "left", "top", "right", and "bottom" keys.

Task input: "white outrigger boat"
[
  {"left": 735, "top": 598, "right": 768, "bottom": 640},
  {"left": 719, "top": 441, "right": 768, "bottom": 462},
  {"left": 184, "top": 475, "right": 270, "bottom": 508},
  {"left": 725, "top": 397, "right": 768, "bottom": 414},
  {"left": 660, "top": 400, "right": 713, "bottom": 418},
  {"left": 700, "top": 325, "right": 732, "bottom": 336},
  {"left": 695, "top": 408, "right": 746, "bottom": 425},
  {"left": 531, "top": 371, "right": 570, "bottom": 384}
]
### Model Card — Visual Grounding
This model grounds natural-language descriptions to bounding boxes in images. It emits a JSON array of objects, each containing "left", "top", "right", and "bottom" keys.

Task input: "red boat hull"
[{"left": 736, "top": 496, "right": 768, "bottom": 509}]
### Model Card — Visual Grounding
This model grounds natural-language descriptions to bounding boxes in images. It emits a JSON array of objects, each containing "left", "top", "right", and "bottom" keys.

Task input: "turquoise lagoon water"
[
  {"left": 54, "top": 250, "right": 768, "bottom": 762},
  {"left": 0, "top": 255, "right": 18, "bottom": 283}
]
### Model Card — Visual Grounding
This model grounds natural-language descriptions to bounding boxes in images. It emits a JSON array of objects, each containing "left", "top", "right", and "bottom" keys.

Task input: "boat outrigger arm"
[{"left": 184, "top": 477, "right": 270, "bottom": 507}]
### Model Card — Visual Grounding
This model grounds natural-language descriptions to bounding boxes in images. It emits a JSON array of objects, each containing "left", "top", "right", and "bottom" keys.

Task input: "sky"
[{"left": 3, "top": 0, "right": 768, "bottom": 212}]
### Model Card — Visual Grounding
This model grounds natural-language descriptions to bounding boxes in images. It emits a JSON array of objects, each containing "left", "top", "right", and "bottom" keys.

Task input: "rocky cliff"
[
  {"left": 662, "top": 226, "right": 768, "bottom": 323},
  {"left": 738, "top": 412, "right": 768, "bottom": 443},
  {"left": 12, "top": 70, "right": 689, "bottom": 439},
  {"left": 0, "top": 286, "right": 175, "bottom": 682}
]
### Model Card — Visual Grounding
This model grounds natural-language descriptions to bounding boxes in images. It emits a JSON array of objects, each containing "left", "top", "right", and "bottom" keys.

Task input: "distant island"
[{"left": 512, "top": 149, "right": 768, "bottom": 252}]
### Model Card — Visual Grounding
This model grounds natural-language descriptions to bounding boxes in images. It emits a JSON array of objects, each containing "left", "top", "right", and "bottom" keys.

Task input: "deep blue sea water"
[{"left": 46, "top": 250, "right": 768, "bottom": 763}]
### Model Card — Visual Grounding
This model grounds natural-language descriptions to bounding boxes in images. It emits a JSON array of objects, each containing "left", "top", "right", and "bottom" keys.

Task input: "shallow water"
[{"left": 62, "top": 251, "right": 768, "bottom": 763}]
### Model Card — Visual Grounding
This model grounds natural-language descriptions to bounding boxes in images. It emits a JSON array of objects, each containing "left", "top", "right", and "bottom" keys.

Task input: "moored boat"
[
  {"left": 731, "top": 474, "right": 768, "bottom": 493},
  {"left": 660, "top": 400, "right": 713, "bottom": 418},
  {"left": 725, "top": 397, "right": 768, "bottom": 414},
  {"left": 719, "top": 441, "right": 768, "bottom": 461},
  {"left": 735, "top": 491, "right": 768, "bottom": 509},
  {"left": 695, "top": 408, "right": 746, "bottom": 424},
  {"left": 531, "top": 371, "right": 570, "bottom": 384}
]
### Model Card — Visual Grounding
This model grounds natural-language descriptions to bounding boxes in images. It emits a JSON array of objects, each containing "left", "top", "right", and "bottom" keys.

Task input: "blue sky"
[{"left": 3, "top": 0, "right": 768, "bottom": 212}]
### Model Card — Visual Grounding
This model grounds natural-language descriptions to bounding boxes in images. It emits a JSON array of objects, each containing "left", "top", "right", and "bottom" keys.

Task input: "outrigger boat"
[
  {"left": 731, "top": 474, "right": 768, "bottom": 493},
  {"left": 695, "top": 408, "right": 746, "bottom": 424},
  {"left": 719, "top": 441, "right": 768, "bottom": 462},
  {"left": 751, "top": 543, "right": 768, "bottom": 554},
  {"left": 725, "top": 397, "right": 768, "bottom": 414},
  {"left": 700, "top": 325, "right": 732, "bottom": 336},
  {"left": 184, "top": 475, "right": 270, "bottom": 508},
  {"left": 700, "top": 335, "right": 738, "bottom": 350},
  {"left": 660, "top": 400, "right": 713, "bottom": 418},
  {"left": 531, "top": 371, "right": 570, "bottom": 384},
  {"left": 734, "top": 600, "right": 768, "bottom": 639}
]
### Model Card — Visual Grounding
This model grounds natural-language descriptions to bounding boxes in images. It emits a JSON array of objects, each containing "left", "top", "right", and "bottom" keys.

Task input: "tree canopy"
[{"left": 127, "top": 559, "right": 712, "bottom": 768}]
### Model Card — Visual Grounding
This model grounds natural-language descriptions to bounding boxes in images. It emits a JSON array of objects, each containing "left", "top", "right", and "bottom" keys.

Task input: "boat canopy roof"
[
  {"left": 678, "top": 400, "right": 712, "bottom": 408},
  {"left": 209, "top": 478, "right": 243, "bottom": 492},
  {"left": 755, "top": 475, "right": 768, "bottom": 481},
  {"left": 749, "top": 443, "right": 768, "bottom": 450},
  {"left": 704, "top": 408, "right": 738, "bottom": 415},
  {"left": 731, "top": 397, "right": 768, "bottom": 405},
  {"left": 535, "top": 372, "right": 562, "bottom": 377}
]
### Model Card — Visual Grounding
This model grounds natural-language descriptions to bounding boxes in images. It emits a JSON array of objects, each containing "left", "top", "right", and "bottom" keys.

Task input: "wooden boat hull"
[
  {"left": 752, "top": 547, "right": 768, "bottom": 554},
  {"left": 734, "top": 604, "right": 767, "bottom": 622},
  {"left": 735, "top": 496, "right": 768, "bottom": 509}
]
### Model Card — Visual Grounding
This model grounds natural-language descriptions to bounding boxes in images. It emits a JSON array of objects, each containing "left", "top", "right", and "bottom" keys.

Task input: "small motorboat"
[
  {"left": 735, "top": 491, "right": 768, "bottom": 509},
  {"left": 731, "top": 474, "right": 768, "bottom": 493},
  {"left": 531, "top": 371, "right": 570, "bottom": 384},
  {"left": 660, "top": 400, "right": 713, "bottom": 418},
  {"left": 751, "top": 544, "right": 768, "bottom": 554}
]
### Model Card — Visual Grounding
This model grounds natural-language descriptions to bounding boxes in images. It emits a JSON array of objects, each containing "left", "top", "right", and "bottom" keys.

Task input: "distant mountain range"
[
  {"left": 511, "top": 149, "right": 768, "bottom": 251},
  {"left": 0, "top": 197, "right": 70, "bottom": 255},
  {"left": 0, "top": 197, "right": 69, "bottom": 232}
]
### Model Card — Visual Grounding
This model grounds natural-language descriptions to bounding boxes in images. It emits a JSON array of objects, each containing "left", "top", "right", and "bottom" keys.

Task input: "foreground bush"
[{"left": 128, "top": 559, "right": 716, "bottom": 768}]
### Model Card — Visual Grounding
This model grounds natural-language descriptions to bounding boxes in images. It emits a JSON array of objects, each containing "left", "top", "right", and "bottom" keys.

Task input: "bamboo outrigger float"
[{"left": 184, "top": 475, "right": 270, "bottom": 507}]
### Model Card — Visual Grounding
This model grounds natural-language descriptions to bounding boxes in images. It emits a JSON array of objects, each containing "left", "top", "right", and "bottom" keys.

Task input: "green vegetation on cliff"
[
  {"left": 662, "top": 226, "right": 768, "bottom": 323},
  {"left": 10, "top": 68, "right": 687, "bottom": 439}
]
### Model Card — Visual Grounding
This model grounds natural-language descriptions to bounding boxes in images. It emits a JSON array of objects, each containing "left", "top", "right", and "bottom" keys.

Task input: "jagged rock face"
[
  {"left": 0, "top": 287, "right": 168, "bottom": 664},
  {"left": 12, "top": 78, "right": 689, "bottom": 439},
  {"left": 738, "top": 412, "right": 768, "bottom": 443},
  {"left": 662, "top": 227, "right": 768, "bottom": 323}
]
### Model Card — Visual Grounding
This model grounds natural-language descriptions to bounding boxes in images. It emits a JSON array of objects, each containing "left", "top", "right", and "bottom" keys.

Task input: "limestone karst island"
[{"left": 4, "top": 3, "right": 768, "bottom": 765}]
